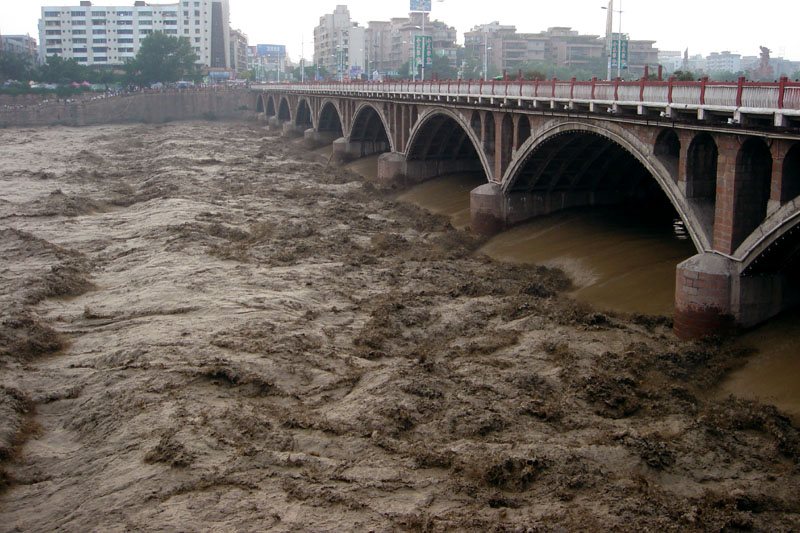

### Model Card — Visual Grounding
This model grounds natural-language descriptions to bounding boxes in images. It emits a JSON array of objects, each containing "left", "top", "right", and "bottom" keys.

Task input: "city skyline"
[{"left": 3, "top": 0, "right": 799, "bottom": 65}]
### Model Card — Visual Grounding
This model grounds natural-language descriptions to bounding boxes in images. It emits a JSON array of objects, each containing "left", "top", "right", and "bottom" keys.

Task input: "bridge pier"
[
  {"left": 331, "top": 137, "right": 362, "bottom": 163},
  {"left": 303, "top": 129, "right": 339, "bottom": 150},
  {"left": 469, "top": 185, "right": 624, "bottom": 236},
  {"left": 281, "top": 122, "right": 306, "bottom": 138}
]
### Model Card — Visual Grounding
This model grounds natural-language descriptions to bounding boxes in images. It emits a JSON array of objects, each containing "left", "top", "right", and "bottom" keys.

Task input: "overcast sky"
[{"left": 2, "top": 0, "right": 798, "bottom": 64}]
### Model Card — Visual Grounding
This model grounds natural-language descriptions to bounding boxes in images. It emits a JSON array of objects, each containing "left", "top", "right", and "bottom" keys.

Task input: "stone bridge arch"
[
  {"left": 295, "top": 98, "right": 313, "bottom": 130},
  {"left": 402, "top": 107, "right": 493, "bottom": 183},
  {"left": 498, "top": 119, "right": 709, "bottom": 253},
  {"left": 277, "top": 97, "right": 291, "bottom": 122},
  {"left": 332, "top": 102, "right": 393, "bottom": 162}
]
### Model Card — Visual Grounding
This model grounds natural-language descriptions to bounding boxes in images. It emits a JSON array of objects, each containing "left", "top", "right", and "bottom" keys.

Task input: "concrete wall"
[{"left": 0, "top": 89, "right": 252, "bottom": 128}]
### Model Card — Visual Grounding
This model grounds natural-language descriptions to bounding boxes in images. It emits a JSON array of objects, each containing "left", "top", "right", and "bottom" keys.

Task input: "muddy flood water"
[
  {"left": 1, "top": 122, "right": 799, "bottom": 531},
  {"left": 343, "top": 155, "right": 800, "bottom": 424}
]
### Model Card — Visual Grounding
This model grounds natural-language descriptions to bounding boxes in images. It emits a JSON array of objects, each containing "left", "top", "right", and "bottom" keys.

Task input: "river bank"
[{"left": 0, "top": 121, "right": 798, "bottom": 531}]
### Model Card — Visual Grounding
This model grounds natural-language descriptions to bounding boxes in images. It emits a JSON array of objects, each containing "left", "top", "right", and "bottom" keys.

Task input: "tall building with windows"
[
  {"left": 38, "top": 0, "right": 230, "bottom": 69},
  {"left": 0, "top": 35, "right": 41, "bottom": 66},
  {"left": 313, "top": 5, "right": 366, "bottom": 80}
]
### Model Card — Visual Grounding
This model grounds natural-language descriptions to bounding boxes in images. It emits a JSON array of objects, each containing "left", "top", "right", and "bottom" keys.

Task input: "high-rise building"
[
  {"left": 37, "top": 0, "right": 231, "bottom": 69},
  {"left": 229, "top": 27, "right": 248, "bottom": 75},
  {"left": 0, "top": 35, "right": 41, "bottom": 66},
  {"left": 313, "top": 5, "right": 365, "bottom": 80},
  {"left": 364, "top": 13, "right": 457, "bottom": 78}
]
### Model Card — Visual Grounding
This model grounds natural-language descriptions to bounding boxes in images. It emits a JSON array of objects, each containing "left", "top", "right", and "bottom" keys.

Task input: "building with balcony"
[
  {"left": 229, "top": 27, "right": 247, "bottom": 75},
  {"left": 0, "top": 35, "right": 41, "bottom": 66},
  {"left": 38, "top": 0, "right": 231, "bottom": 69},
  {"left": 313, "top": 5, "right": 366, "bottom": 80}
]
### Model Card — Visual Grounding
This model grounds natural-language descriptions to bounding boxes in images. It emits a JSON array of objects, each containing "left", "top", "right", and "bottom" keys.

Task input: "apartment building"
[
  {"left": 0, "top": 35, "right": 41, "bottom": 66},
  {"left": 38, "top": 0, "right": 230, "bottom": 68},
  {"left": 313, "top": 5, "right": 365, "bottom": 80},
  {"left": 229, "top": 27, "right": 248, "bottom": 75}
]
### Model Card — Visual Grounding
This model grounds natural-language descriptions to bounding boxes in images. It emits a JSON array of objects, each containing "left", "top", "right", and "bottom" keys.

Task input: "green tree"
[
  {"left": 427, "top": 53, "right": 458, "bottom": 80},
  {"left": 792, "top": 70, "right": 800, "bottom": 81},
  {"left": 36, "top": 55, "right": 87, "bottom": 84},
  {"left": 671, "top": 70, "right": 696, "bottom": 81},
  {"left": 126, "top": 32, "right": 198, "bottom": 85},
  {"left": 0, "top": 50, "right": 31, "bottom": 82}
]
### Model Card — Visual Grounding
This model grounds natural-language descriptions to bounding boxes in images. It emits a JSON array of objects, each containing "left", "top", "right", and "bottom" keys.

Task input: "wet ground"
[{"left": 0, "top": 121, "right": 798, "bottom": 531}]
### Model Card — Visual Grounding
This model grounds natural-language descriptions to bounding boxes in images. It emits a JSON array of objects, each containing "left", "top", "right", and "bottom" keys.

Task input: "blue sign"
[
  {"left": 410, "top": 0, "right": 431, "bottom": 12},
  {"left": 256, "top": 44, "right": 285, "bottom": 57}
]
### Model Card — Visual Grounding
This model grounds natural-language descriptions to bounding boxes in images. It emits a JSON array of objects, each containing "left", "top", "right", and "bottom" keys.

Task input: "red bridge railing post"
[
  {"left": 779, "top": 76, "right": 787, "bottom": 109},
  {"left": 736, "top": 76, "right": 745, "bottom": 107}
]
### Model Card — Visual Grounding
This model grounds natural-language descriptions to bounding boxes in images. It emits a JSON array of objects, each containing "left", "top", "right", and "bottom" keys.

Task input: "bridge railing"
[{"left": 256, "top": 77, "right": 800, "bottom": 113}]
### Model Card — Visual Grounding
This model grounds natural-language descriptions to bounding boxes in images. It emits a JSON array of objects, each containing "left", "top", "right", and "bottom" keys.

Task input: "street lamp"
[
  {"left": 484, "top": 26, "right": 490, "bottom": 82},
  {"left": 601, "top": 0, "right": 623, "bottom": 80}
]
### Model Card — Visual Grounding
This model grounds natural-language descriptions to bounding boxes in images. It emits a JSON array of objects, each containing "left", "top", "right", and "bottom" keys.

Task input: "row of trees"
[{"left": 1, "top": 32, "right": 201, "bottom": 88}]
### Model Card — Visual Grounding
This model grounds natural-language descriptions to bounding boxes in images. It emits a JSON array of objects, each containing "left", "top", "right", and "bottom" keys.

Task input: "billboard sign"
[
  {"left": 410, "top": 0, "right": 431, "bottom": 12},
  {"left": 414, "top": 35, "right": 433, "bottom": 67},
  {"left": 610, "top": 39, "right": 628, "bottom": 69},
  {"left": 256, "top": 44, "right": 286, "bottom": 57}
]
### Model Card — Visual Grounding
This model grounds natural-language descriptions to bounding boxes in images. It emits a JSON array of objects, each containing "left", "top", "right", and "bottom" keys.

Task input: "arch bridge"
[{"left": 254, "top": 78, "right": 800, "bottom": 339}]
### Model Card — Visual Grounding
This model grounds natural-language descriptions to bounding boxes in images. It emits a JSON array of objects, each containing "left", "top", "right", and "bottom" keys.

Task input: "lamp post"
[
  {"left": 484, "top": 26, "right": 489, "bottom": 82},
  {"left": 602, "top": 0, "right": 623, "bottom": 81}
]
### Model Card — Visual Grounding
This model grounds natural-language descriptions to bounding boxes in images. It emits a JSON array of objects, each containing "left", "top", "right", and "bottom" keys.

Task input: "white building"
[
  {"left": 314, "top": 5, "right": 366, "bottom": 80},
  {"left": 706, "top": 51, "right": 741, "bottom": 73},
  {"left": 38, "top": 0, "right": 230, "bottom": 69}
]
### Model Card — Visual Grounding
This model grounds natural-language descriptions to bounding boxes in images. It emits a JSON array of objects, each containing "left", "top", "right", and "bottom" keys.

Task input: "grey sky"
[{"left": 2, "top": 0, "right": 798, "bottom": 65}]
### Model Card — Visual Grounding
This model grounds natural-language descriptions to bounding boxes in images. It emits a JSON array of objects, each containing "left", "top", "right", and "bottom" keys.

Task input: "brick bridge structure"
[{"left": 253, "top": 77, "right": 800, "bottom": 339}]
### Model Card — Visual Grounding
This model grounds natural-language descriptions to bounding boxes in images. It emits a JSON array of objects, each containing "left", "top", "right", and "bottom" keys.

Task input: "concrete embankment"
[{"left": 0, "top": 88, "right": 252, "bottom": 127}]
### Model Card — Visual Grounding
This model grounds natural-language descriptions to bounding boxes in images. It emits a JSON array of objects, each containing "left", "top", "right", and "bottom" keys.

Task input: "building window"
[
  {"left": 94, "top": 57, "right": 108, "bottom": 62},
  {"left": 118, "top": 30, "right": 133, "bottom": 35},
  {"left": 139, "top": 11, "right": 152, "bottom": 16},
  {"left": 72, "top": 20, "right": 86, "bottom": 26},
  {"left": 91, "top": 11, "right": 105, "bottom": 16},
  {"left": 93, "top": 39, "right": 107, "bottom": 44},
  {"left": 45, "top": 39, "right": 62, "bottom": 45},
  {"left": 184, "top": 29, "right": 189, "bottom": 34},
  {"left": 118, "top": 10, "right": 133, "bottom": 16},
  {"left": 92, "top": 19, "right": 105, "bottom": 25},
  {"left": 140, "top": 30, "right": 153, "bottom": 35},
  {"left": 92, "top": 29, "right": 107, "bottom": 34},
  {"left": 165, "top": 20, "right": 177, "bottom": 25},
  {"left": 72, "top": 30, "right": 86, "bottom": 35},
  {"left": 44, "top": 11, "right": 61, "bottom": 17},
  {"left": 45, "top": 48, "right": 63, "bottom": 53},
  {"left": 45, "top": 30, "right": 61, "bottom": 35},
  {"left": 45, "top": 21, "right": 61, "bottom": 27},
  {"left": 195, "top": 28, "right": 200, "bottom": 33},
  {"left": 165, "top": 29, "right": 178, "bottom": 34},
  {"left": 73, "top": 38, "right": 87, "bottom": 43},
  {"left": 70, "top": 11, "right": 85, "bottom": 17}
]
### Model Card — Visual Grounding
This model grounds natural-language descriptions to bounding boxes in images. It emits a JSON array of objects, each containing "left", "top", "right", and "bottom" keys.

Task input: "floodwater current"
[{"left": 315, "top": 146, "right": 799, "bottom": 421}]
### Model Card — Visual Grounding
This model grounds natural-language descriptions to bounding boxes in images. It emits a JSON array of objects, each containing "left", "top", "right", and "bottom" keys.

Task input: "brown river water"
[{"left": 319, "top": 148, "right": 800, "bottom": 421}]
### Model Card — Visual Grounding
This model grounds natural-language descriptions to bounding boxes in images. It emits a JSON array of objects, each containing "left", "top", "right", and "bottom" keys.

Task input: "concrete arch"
[
  {"left": 256, "top": 94, "right": 265, "bottom": 114},
  {"left": 349, "top": 102, "right": 395, "bottom": 153},
  {"left": 277, "top": 97, "right": 291, "bottom": 121},
  {"left": 654, "top": 128, "right": 680, "bottom": 182},
  {"left": 316, "top": 99, "right": 343, "bottom": 134},
  {"left": 265, "top": 95, "right": 276, "bottom": 117},
  {"left": 502, "top": 119, "right": 709, "bottom": 253},
  {"left": 404, "top": 107, "right": 494, "bottom": 182},
  {"left": 295, "top": 98, "right": 312, "bottom": 129}
]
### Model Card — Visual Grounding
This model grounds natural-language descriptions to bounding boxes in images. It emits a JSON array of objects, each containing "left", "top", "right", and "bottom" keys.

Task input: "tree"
[
  {"left": 671, "top": 70, "right": 696, "bottom": 81},
  {"left": 36, "top": 55, "right": 87, "bottom": 84},
  {"left": 126, "top": 32, "right": 198, "bottom": 85},
  {"left": 793, "top": 70, "right": 800, "bottom": 81},
  {"left": 427, "top": 53, "right": 458, "bottom": 81},
  {"left": 0, "top": 50, "right": 31, "bottom": 82}
]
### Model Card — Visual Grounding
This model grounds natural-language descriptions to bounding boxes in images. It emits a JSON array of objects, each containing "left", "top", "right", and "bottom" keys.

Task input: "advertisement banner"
[
  {"left": 414, "top": 35, "right": 433, "bottom": 67},
  {"left": 410, "top": 0, "right": 432, "bottom": 12}
]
